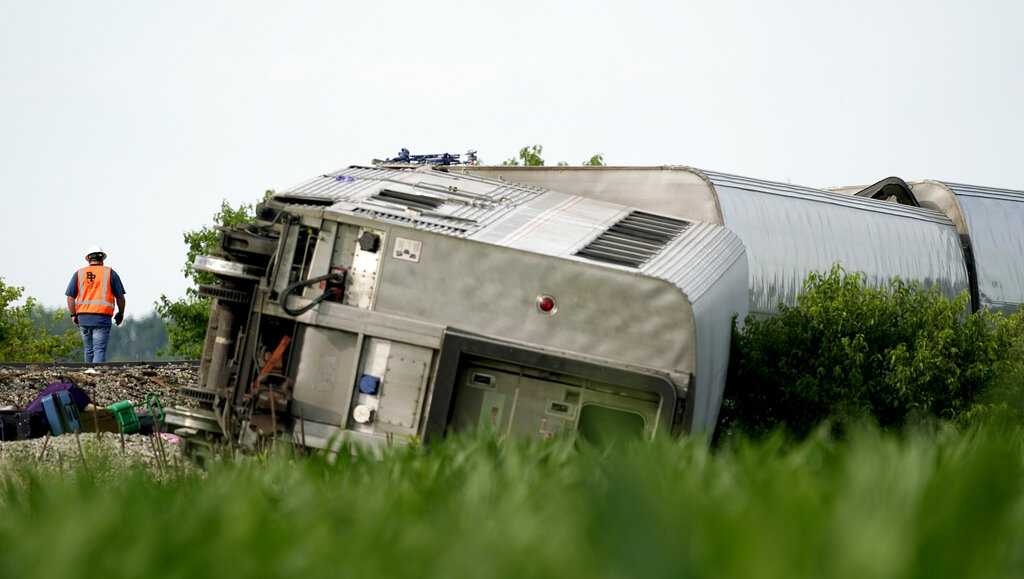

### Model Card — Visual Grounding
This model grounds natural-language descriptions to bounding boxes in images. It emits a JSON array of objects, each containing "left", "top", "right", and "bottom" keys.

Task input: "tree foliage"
[
  {"left": 0, "top": 278, "right": 78, "bottom": 362},
  {"left": 502, "top": 144, "right": 545, "bottom": 166},
  {"left": 155, "top": 199, "right": 262, "bottom": 358},
  {"left": 721, "top": 266, "right": 1020, "bottom": 438},
  {"left": 31, "top": 307, "right": 172, "bottom": 362},
  {"left": 501, "top": 145, "right": 606, "bottom": 167},
  {"left": 153, "top": 293, "right": 209, "bottom": 359}
]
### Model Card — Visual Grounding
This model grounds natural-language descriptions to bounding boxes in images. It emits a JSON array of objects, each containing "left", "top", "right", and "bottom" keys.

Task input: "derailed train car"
[
  {"left": 166, "top": 166, "right": 749, "bottom": 450},
  {"left": 451, "top": 166, "right": 972, "bottom": 316},
  {"left": 834, "top": 177, "right": 1024, "bottom": 314}
]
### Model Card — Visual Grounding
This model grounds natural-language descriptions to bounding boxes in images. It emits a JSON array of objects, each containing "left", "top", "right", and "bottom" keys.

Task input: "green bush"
[
  {"left": 0, "top": 278, "right": 78, "bottom": 362},
  {"left": 156, "top": 199, "right": 263, "bottom": 358},
  {"left": 720, "top": 266, "right": 1017, "bottom": 438},
  {"left": 958, "top": 310, "right": 1024, "bottom": 425}
]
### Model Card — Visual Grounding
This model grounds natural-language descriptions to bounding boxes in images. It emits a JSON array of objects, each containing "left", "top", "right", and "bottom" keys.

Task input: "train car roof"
[
  {"left": 274, "top": 165, "right": 748, "bottom": 308},
  {"left": 832, "top": 177, "right": 1023, "bottom": 314},
  {"left": 910, "top": 180, "right": 1024, "bottom": 313},
  {"left": 449, "top": 165, "right": 970, "bottom": 316}
]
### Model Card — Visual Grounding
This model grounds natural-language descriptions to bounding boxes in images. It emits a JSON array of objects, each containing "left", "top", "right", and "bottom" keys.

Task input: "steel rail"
[{"left": 0, "top": 360, "right": 199, "bottom": 370}]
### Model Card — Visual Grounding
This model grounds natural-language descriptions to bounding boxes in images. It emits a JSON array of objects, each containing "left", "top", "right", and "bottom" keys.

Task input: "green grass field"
[{"left": 2, "top": 426, "right": 1023, "bottom": 579}]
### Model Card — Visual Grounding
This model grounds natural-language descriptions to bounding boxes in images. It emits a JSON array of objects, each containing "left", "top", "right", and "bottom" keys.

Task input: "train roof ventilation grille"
[
  {"left": 273, "top": 195, "right": 335, "bottom": 207},
  {"left": 575, "top": 211, "right": 691, "bottom": 268},
  {"left": 371, "top": 188, "right": 445, "bottom": 211}
]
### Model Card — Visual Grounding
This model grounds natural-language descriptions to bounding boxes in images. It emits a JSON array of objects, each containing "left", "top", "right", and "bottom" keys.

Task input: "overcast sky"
[{"left": 2, "top": 0, "right": 1021, "bottom": 314}]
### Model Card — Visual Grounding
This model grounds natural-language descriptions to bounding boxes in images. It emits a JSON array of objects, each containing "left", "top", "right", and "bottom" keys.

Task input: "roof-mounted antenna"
[{"left": 374, "top": 148, "right": 479, "bottom": 167}]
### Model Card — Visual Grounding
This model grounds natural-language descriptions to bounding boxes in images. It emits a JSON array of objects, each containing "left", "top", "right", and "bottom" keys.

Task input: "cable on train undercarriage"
[{"left": 280, "top": 271, "right": 347, "bottom": 316}]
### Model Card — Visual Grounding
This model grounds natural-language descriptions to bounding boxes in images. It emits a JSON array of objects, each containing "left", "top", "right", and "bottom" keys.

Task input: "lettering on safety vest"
[{"left": 75, "top": 266, "right": 116, "bottom": 316}]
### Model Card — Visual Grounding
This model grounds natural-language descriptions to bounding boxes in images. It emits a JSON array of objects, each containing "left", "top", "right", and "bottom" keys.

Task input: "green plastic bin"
[{"left": 106, "top": 400, "right": 140, "bottom": 434}]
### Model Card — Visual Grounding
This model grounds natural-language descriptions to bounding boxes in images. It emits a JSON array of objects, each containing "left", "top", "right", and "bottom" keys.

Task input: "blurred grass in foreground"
[{"left": 2, "top": 425, "right": 1024, "bottom": 579}]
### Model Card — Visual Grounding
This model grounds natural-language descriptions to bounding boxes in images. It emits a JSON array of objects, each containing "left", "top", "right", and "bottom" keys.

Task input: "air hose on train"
[{"left": 280, "top": 271, "right": 347, "bottom": 316}]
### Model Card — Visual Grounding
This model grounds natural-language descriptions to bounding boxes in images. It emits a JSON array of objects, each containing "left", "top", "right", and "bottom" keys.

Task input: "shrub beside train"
[{"left": 164, "top": 161, "right": 1022, "bottom": 451}]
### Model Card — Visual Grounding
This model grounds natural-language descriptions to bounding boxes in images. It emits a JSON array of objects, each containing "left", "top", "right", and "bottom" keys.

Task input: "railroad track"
[{"left": 0, "top": 360, "right": 199, "bottom": 369}]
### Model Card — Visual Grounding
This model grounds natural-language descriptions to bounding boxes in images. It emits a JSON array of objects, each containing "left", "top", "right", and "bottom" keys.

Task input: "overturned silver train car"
[
  {"left": 450, "top": 166, "right": 971, "bottom": 317},
  {"left": 167, "top": 166, "right": 748, "bottom": 450},
  {"left": 834, "top": 177, "right": 1024, "bottom": 314}
]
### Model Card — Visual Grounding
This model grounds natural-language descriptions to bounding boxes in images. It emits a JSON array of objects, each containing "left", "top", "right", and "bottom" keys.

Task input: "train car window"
[{"left": 577, "top": 404, "right": 646, "bottom": 447}]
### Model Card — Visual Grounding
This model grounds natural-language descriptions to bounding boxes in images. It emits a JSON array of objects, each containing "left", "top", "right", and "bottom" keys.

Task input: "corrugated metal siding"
[
  {"left": 643, "top": 222, "right": 748, "bottom": 305},
  {"left": 698, "top": 170, "right": 971, "bottom": 315},
  {"left": 701, "top": 169, "right": 957, "bottom": 225},
  {"left": 643, "top": 221, "right": 749, "bottom": 436},
  {"left": 943, "top": 182, "right": 1024, "bottom": 313},
  {"left": 688, "top": 247, "right": 749, "bottom": 434}
]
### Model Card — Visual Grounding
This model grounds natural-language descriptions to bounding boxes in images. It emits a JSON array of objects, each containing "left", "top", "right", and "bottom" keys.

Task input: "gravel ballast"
[
  {"left": 0, "top": 363, "right": 201, "bottom": 475},
  {"left": 0, "top": 363, "right": 199, "bottom": 410}
]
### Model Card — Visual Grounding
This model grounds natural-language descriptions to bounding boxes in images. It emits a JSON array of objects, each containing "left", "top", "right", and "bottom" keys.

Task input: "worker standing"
[{"left": 65, "top": 246, "right": 126, "bottom": 364}]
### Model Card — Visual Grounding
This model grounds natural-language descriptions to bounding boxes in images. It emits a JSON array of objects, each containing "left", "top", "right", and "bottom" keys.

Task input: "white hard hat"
[{"left": 85, "top": 245, "right": 107, "bottom": 259}]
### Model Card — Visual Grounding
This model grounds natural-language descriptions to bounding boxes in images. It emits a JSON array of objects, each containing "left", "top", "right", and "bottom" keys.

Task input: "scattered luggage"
[
  {"left": 0, "top": 380, "right": 165, "bottom": 441},
  {"left": 107, "top": 400, "right": 141, "bottom": 434},
  {"left": 26, "top": 382, "right": 92, "bottom": 415},
  {"left": 41, "top": 389, "right": 82, "bottom": 436},
  {"left": 0, "top": 410, "right": 47, "bottom": 441}
]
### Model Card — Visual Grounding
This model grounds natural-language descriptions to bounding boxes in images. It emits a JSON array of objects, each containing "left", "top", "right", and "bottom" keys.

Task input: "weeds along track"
[{"left": 0, "top": 432, "right": 194, "bottom": 479}]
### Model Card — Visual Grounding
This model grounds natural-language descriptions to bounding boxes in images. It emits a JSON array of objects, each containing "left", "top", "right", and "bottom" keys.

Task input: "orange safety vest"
[{"left": 75, "top": 266, "right": 116, "bottom": 316}]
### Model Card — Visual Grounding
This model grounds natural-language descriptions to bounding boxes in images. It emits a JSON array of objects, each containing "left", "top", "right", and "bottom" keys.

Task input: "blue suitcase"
[{"left": 41, "top": 390, "right": 81, "bottom": 435}]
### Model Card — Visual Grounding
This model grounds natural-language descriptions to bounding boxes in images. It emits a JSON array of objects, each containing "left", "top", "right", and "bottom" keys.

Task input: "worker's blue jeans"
[{"left": 80, "top": 326, "right": 111, "bottom": 364}]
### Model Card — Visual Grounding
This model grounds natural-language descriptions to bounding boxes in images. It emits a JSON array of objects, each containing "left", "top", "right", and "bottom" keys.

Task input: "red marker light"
[{"left": 537, "top": 295, "right": 557, "bottom": 314}]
